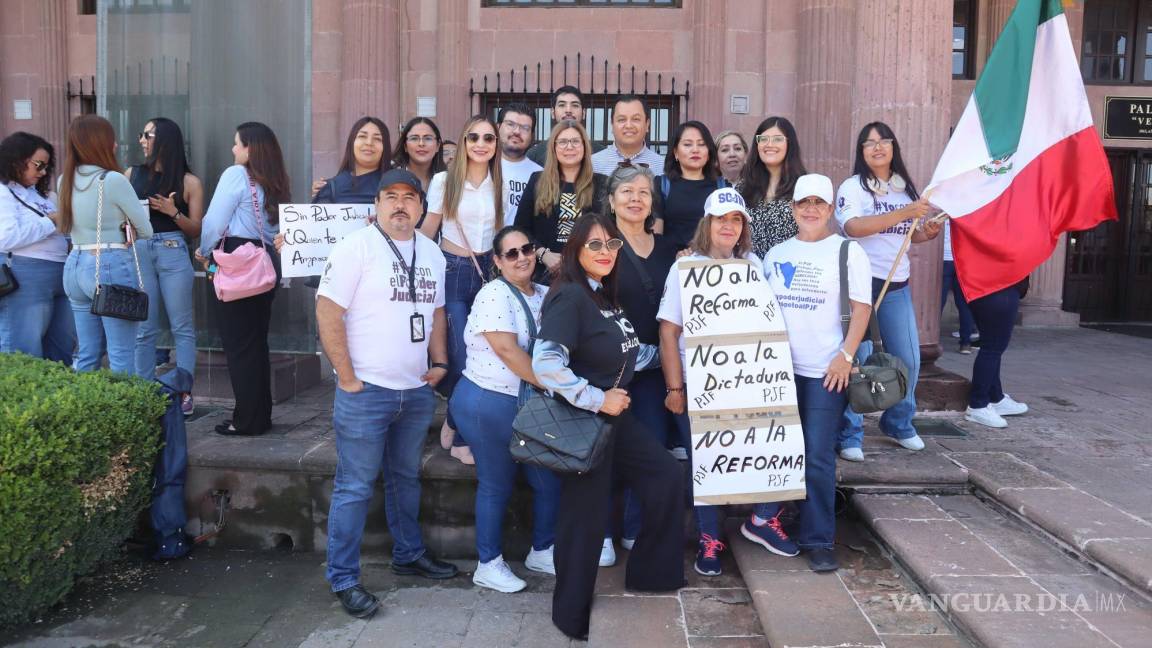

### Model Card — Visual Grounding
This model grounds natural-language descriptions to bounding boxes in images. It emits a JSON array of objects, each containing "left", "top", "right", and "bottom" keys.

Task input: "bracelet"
[
  {"left": 536, "top": 248, "right": 547, "bottom": 262},
  {"left": 172, "top": 210, "right": 184, "bottom": 220},
  {"left": 666, "top": 386, "right": 685, "bottom": 394},
  {"left": 430, "top": 362, "right": 449, "bottom": 370}
]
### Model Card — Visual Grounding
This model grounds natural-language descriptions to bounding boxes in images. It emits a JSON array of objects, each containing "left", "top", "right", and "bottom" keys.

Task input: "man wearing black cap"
[{"left": 317, "top": 168, "right": 458, "bottom": 618}]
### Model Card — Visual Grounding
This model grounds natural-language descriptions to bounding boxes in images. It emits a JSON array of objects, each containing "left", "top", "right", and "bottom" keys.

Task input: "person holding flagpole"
[{"left": 834, "top": 122, "right": 940, "bottom": 462}]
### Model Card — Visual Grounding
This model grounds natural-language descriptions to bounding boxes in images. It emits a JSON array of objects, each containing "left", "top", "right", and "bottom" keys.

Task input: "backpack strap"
[{"left": 660, "top": 175, "right": 670, "bottom": 201}]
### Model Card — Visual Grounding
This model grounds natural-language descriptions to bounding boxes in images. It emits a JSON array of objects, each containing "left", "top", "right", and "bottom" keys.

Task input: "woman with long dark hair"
[
  {"left": 197, "top": 122, "right": 290, "bottom": 436},
  {"left": 835, "top": 121, "right": 939, "bottom": 461},
  {"left": 392, "top": 117, "right": 445, "bottom": 194},
  {"left": 0, "top": 132, "right": 74, "bottom": 362},
  {"left": 129, "top": 118, "right": 204, "bottom": 407},
  {"left": 654, "top": 120, "right": 725, "bottom": 249},
  {"left": 59, "top": 115, "right": 153, "bottom": 375},
  {"left": 738, "top": 116, "right": 808, "bottom": 258},
  {"left": 533, "top": 212, "right": 685, "bottom": 640},
  {"left": 311, "top": 116, "right": 391, "bottom": 203}
]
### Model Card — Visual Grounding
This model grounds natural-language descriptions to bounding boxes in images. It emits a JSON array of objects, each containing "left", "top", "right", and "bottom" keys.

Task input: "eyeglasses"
[
  {"left": 499, "top": 243, "right": 536, "bottom": 261},
  {"left": 793, "top": 198, "right": 828, "bottom": 211},
  {"left": 501, "top": 120, "right": 533, "bottom": 134},
  {"left": 616, "top": 159, "right": 649, "bottom": 169},
  {"left": 406, "top": 135, "right": 438, "bottom": 144},
  {"left": 556, "top": 138, "right": 583, "bottom": 149},
  {"left": 29, "top": 160, "right": 48, "bottom": 171},
  {"left": 862, "top": 138, "right": 894, "bottom": 150},
  {"left": 465, "top": 132, "right": 497, "bottom": 144},
  {"left": 584, "top": 238, "right": 624, "bottom": 253},
  {"left": 755, "top": 134, "right": 787, "bottom": 145},
  {"left": 139, "top": 131, "right": 155, "bottom": 140}
]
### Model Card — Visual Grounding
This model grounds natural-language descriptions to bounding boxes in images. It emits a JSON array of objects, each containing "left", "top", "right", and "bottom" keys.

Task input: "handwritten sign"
[
  {"left": 278, "top": 203, "right": 374, "bottom": 278},
  {"left": 677, "top": 257, "right": 805, "bottom": 506}
]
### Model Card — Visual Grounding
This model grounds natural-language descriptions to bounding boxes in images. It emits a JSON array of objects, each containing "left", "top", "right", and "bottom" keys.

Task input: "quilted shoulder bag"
[
  {"left": 510, "top": 288, "right": 624, "bottom": 474},
  {"left": 838, "top": 240, "right": 908, "bottom": 413},
  {"left": 211, "top": 171, "right": 277, "bottom": 302},
  {"left": 91, "top": 172, "right": 149, "bottom": 321}
]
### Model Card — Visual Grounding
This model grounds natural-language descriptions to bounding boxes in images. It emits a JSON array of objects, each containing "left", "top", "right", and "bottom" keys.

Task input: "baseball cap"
[
  {"left": 792, "top": 174, "right": 834, "bottom": 204},
  {"left": 377, "top": 168, "right": 425, "bottom": 196},
  {"left": 703, "top": 187, "right": 749, "bottom": 221}
]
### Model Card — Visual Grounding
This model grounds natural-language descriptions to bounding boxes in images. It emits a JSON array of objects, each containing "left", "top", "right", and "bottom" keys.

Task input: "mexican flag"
[{"left": 927, "top": 0, "right": 1117, "bottom": 301}]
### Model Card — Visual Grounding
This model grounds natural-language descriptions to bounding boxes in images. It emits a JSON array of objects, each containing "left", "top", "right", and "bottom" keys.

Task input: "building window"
[
  {"left": 482, "top": 0, "right": 679, "bottom": 7},
  {"left": 953, "top": 0, "right": 977, "bottom": 79},
  {"left": 79, "top": 0, "right": 96, "bottom": 14},
  {"left": 1080, "top": 0, "right": 1152, "bottom": 84}
]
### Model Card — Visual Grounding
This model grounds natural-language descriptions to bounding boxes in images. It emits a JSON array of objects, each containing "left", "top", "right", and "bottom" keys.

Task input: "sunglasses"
[
  {"left": 139, "top": 131, "right": 155, "bottom": 140},
  {"left": 584, "top": 238, "right": 624, "bottom": 253},
  {"left": 499, "top": 243, "right": 536, "bottom": 261},
  {"left": 29, "top": 160, "right": 48, "bottom": 171},
  {"left": 466, "top": 132, "right": 497, "bottom": 144}
]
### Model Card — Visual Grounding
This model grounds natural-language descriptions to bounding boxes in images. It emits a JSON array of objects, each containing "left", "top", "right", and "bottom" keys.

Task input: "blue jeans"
[
  {"left": 839, "top": 284, "right": 920, "bottom": 449},
  {"left": 0, "top": 255, "right": 75, "bottom": 363},
  {"left": 134, "top": 232, "right": 197, "bottom": 380},
  {"left": 966, "top": 286, "right": 1019, "bottom": 408},
  {"left": 450, "top": 376, "right": 560, "bottom": 562},
  {"left": 440, "top": 250, "right": 493, "bottom": 433},
  {"left": 794, "top": 375, "right": 845, "bottom": 550},
  {"left": 63, "top": 248, "right": 142, "bottom": 375},
  {"left": 326, "top": 382, "right": 435, "bottom": 592},
  {"left": 940, "top": 261, "right": 975, "bottom": 344}
]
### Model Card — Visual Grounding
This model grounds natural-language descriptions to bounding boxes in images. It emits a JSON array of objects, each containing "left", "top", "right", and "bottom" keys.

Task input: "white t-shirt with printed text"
[
  {"left": 463, "top": 279, "right": 547, "bottom": 396},
  {"left": 317, "top": 226, "right": 446, "bottom": 391},
  {"left": 835, "top": 176, "right": 914, "bottom": 281},
  {"left": 763, "top": 235, "right": 871, "bottom": 379},
  {"left": 501, "top": 157, "right": 542, "bottom": 222}
]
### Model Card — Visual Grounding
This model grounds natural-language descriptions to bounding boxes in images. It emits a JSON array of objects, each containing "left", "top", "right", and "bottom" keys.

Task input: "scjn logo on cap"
[{"left": 716, "top": 190, "right": 745, "bottom": 206}]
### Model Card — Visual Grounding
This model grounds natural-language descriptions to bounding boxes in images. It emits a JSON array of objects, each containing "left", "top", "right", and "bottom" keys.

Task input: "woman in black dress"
[{"left": 532, "top": 212, "right": 686, "bottom": 640}]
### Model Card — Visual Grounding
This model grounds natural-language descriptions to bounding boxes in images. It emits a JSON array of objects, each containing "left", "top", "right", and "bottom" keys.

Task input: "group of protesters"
[{"left": 0, "top": 85, "right": 1032, "bottom": 639}]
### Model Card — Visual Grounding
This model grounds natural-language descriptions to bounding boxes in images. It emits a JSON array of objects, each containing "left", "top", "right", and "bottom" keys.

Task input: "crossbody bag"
[{"left": 90, "top": 172, "right": 149, "bottom": 321}]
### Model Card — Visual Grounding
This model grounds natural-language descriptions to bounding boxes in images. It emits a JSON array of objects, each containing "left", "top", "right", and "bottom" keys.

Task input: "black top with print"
[{"left": 538, "top": 281, "right": 640, "bottom": 390}]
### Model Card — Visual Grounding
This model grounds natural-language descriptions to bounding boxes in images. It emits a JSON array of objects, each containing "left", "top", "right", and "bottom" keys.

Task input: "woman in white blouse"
[
  {"left": 447, "top": 225, "right": 559, "bottom": 594},
  {"left": 420, "top": 115, "right": 504, "bottom": 464}
]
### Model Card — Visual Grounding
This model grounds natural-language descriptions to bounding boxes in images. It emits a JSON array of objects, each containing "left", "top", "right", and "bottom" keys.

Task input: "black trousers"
[
  {"left": 211, "top": 238, "right": 278, "bottom": 434},
  {"left": 552, "top": 412, "right": 686, "bottom": 639}
]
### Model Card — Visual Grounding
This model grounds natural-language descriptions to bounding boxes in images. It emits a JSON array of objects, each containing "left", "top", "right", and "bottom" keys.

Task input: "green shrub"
[{"left": 0, "top": 353, "right": 167, "bottom": 627}]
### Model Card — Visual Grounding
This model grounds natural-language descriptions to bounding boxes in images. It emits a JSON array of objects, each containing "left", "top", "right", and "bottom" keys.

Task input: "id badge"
[{"left": 410, "top": 313, "right": 426, "bottom": 343}]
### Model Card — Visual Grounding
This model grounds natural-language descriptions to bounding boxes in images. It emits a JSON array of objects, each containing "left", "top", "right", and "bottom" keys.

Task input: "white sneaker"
[
  {"left": 896, "top": 434, "right": 925, "bottom": 451},
  {"left": 599, "top": 538, "right": 616, "bottom": 567},
  {"left": 669, "top": 447, "right": 688, "bottom": 461},
  {"left": 991, "top": 394, "right": 1028, "bottom": 416},
  {"left": 620, "top": 537, "right": 635, "bottom": 551},
  {"left": 473, "top": 555, "right": 527, "bottom": 593},
  {"left": 525, "top": 546, "right": 555, "bottom": 575},
  {"left": 965, "top": 406, "right": 1007, "bottom": 429},
  {"left": 838, "top": 447, "right": 865, "bottom": 462}
]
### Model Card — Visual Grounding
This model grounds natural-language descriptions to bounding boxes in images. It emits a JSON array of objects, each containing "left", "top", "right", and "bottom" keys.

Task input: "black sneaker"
[
  {"left": 806, "top": 547, "right": 840, "bottom": 572},
  {"left": 694, "top": 534, "right": 726, "bottom": 576},
  {"left": 336, "top": 584, "right": 380, "bottom": 618},
  {"left": 391, "top": 554, "right": 459, "bottom": 579}
]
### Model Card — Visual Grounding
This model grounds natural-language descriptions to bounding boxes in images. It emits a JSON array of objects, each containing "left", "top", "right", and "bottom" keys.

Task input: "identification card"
[{"left": 410, "top": 313, "right": 426, "bottom": 343}]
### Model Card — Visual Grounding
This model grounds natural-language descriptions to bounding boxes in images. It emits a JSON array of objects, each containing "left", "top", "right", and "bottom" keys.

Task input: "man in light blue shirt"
[{"left": 591, "top": 95, "right": 665, "bottom": 176}]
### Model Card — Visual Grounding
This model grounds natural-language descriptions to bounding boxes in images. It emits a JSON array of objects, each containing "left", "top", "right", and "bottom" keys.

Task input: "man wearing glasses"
[
  {"left": 591, "top": 95, "right": 665, "bottom": 176},
  {"left": 498, "top": 103, "right": 542, "bottom": 220}
]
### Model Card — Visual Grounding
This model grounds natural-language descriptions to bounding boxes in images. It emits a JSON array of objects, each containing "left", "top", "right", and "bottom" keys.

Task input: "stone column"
[
  {"left": 691, "top": 0, "right": 726, "bottom": 127},
  {"left": 340, "top": 0, "right": 401, "bottom": 135},
  {"left": 1019, "top": 235, "right": 1080, "bottom": 326},
  {"left": 795, "top": 0, "right": 856, "bottom": 184},
  {"left": 436, "top": 0, "right": 469, "bottom": 139},
  {"left": 38, "top": 0, "right": 69, "bottom": 154},
  {"left": 852, "top": 0, "right": 953, "bottom": 394}
]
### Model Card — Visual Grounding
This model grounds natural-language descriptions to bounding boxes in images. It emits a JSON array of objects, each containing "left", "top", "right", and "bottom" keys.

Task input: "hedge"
[{"left": 0, "top": 353, "right": 167, "bottom": 627}]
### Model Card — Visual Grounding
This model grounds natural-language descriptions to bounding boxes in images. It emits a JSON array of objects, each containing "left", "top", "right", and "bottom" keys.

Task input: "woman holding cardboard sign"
[
  {"left": 309, "top": 116, "right": 391, "bottom": 204},
  {"left": 762, "top": 174, "right": 873, "bottom": 573},
  {"left": 657, "top": 187, "right": 800, "bottom": 579}
]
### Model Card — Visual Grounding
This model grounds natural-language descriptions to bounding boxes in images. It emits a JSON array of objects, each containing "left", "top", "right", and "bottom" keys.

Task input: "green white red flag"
[{"left": 927, "top": 0, "right": 1117, "bottom": 301}]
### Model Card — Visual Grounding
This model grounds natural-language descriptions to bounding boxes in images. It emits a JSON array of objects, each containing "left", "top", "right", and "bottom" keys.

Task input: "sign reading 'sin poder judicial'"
[
  {"left": 278, "top": 204, "right": 374, "bottom": 278},
  {"left": 676, "top": 257, "right": 806, "bottom": 506}
]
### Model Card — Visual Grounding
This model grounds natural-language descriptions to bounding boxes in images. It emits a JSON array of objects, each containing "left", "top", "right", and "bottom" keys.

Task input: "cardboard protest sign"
[
  {"left": 278, "top": 204, "right": 373, "bottom": 278},
  {"left": 677, "top": 257, "right": 806, "bottom": 505}
]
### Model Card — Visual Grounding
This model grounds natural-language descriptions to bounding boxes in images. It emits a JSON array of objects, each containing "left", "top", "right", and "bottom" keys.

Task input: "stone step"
[
  {"left": 944, "top": 451, "right": 1152, "bottom": 598},
  {"left": 855, "top": 493, "right": 1152, "bottom": 648}
]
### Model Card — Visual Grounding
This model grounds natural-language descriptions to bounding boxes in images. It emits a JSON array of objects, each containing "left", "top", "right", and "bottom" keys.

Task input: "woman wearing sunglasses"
[
  {"left": 0, "top": 131, "right": 75, "bottom": 362},
  {"left": 420, "top": 116, "right": 504, "bottom": 465},
  {"left": 737, "top": 117, "right": 808, "bottom": 259},
  {"left": 513, "top": 121, "right": 606, "bottom": 281},
  {"left": 447, "top": 225, "right": 560, "bottom": 593},
  {"left": 533, "top": 212, "right": 685, "bottom": 640}
]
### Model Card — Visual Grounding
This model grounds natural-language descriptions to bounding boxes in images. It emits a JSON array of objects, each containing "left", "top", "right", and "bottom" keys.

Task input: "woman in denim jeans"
[
  {"left": 420, "top": 115, "right": 504, "bottom": 465},
  {"left": 129, "top": 118, "right": 203, "bottom": 414},
  {"left": 58, "top": 115, "right": 153, "bottom": 375},
  {"left": 448, "top": 226, "right": 560, "bottom": 593},
  {"left": 0, "top": 132, "right": 74, "bottom": 362}
]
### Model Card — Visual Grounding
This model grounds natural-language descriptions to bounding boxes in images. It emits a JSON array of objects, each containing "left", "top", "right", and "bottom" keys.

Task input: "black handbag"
[
  {"left": 90, "top": 172, "right": 149, "bottom": 321},
  {"left": 838, "top": 240, "right": 908, "bottom": 413},
  {"left": 508, "top": 280, "right": 624, "bottom": 474},
  {"left": 0, "top": 256, "right": 17, "bottom": 297}
]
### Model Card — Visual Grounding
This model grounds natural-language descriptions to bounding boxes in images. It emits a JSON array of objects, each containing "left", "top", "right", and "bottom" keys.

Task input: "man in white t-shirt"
[
  {"left": 316, "top": 168, "right": 457, "bottom": 619},
  {"left": 498, "top": 103, "right": 542, "bottom": 219}
]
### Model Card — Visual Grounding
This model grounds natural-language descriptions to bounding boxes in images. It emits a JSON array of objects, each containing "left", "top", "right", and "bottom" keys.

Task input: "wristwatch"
[{"left": 839, "top": 348, "right": 854, "bottom": 363}]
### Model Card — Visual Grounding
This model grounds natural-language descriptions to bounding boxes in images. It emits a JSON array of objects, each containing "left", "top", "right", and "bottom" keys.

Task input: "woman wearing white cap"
[
  {"left": 657, "top": 186, "right": 801, "bottom": 578},
  {"left": 763, "top": 174, "right": 873, "bottom": 572}
]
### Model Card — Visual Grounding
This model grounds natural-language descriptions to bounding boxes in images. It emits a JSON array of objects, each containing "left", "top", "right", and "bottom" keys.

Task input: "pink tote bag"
[{"left": 212, "top": 171, "right": 277, "bottom": 302}]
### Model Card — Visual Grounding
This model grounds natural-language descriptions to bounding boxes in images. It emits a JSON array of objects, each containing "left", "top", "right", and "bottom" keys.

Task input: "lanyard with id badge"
[{"left": 376, "top": 223, "right": 425, "bottom": 343}]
